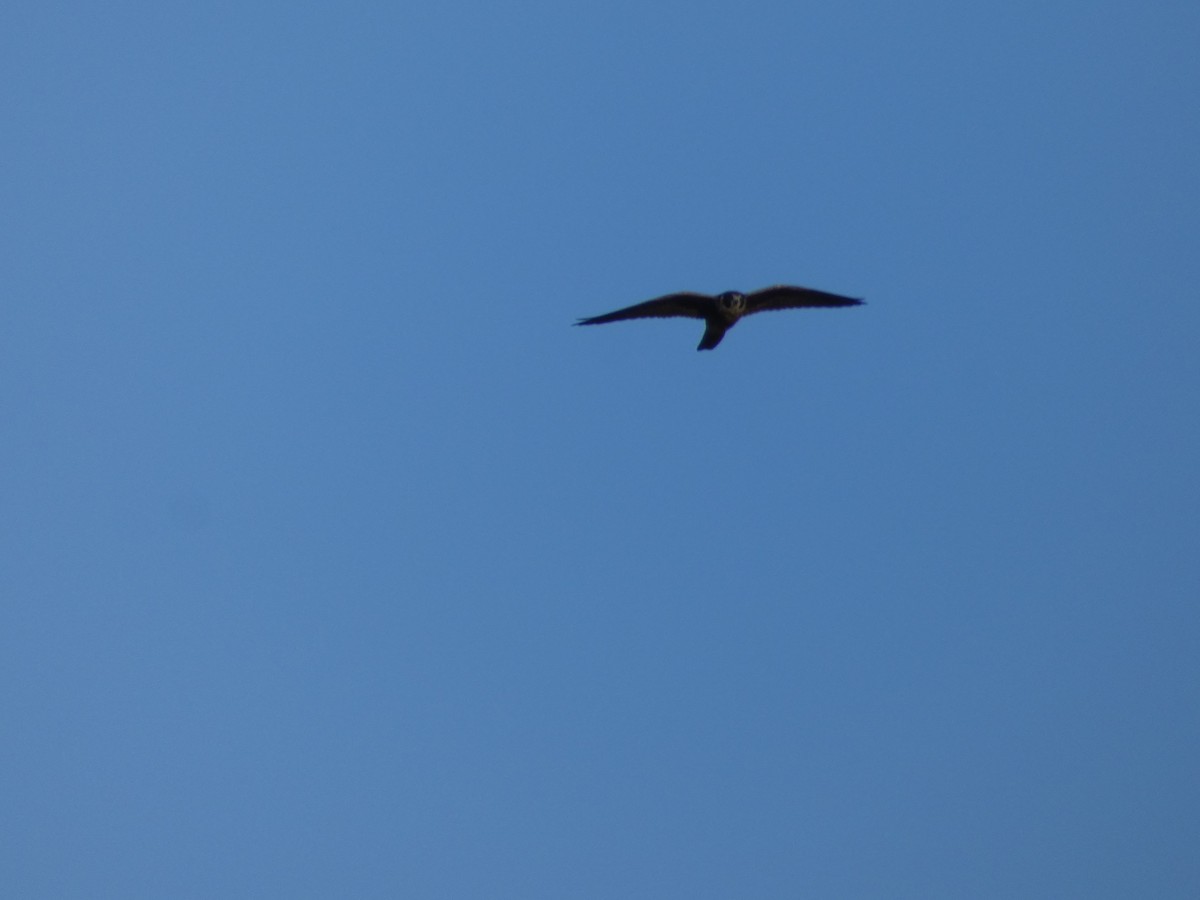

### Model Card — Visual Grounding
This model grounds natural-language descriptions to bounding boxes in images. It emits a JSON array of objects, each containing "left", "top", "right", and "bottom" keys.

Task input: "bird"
[{"left": 575, "top": 285, "right": 864, "bottom": 351}]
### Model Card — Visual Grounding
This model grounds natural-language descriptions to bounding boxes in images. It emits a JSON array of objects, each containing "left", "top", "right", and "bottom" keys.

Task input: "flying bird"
[{"left": 575, "top": 285, "right": 864, "bottom": 351}]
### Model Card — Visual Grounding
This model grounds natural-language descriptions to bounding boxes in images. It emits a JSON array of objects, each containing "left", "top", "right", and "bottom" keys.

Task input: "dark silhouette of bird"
[{"left": 575, "top": 285, "right": 864, "bottom": 351}]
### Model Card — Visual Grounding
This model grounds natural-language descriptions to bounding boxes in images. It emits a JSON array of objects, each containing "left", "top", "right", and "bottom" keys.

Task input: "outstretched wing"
[
  {"left": 744, "top": 285, "right": 864, "bottom": 315},
  {"left": 576, "top": 292, "right": 713, "bottom": 326}
]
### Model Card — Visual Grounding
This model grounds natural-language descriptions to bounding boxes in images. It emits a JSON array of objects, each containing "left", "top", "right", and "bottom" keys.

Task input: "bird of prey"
[{"left": 575, "top": 285, "right": 864, "bottom": 351}]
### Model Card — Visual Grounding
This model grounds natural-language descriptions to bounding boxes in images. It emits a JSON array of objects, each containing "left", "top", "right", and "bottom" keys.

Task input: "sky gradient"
[{"left": 3, "top": 2, "right": 1199, "bottom": 897}]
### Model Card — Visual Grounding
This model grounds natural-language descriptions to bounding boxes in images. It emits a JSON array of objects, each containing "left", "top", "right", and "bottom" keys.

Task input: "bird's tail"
[{"left": 697, "top": 319, "right": 728, "bottom": 351}]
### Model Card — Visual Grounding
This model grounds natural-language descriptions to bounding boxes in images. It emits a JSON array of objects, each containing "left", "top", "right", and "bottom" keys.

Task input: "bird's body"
[{"left": 575, "top": 285, "right": 863, "bottom": 350}]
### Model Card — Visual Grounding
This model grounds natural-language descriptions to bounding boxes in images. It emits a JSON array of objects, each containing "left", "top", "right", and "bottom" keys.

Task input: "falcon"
[{"left": 575, "top": 285, "right": 864, "bottom": 351}]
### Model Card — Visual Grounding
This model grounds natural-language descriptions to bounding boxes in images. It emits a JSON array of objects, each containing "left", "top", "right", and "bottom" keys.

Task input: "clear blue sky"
[{"left": 3, "top": 2, "right": 1198, "bottom": 897}]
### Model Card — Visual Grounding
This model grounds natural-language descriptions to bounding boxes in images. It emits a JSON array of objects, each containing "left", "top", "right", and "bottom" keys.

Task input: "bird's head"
[{"left": 717, "top": 291, "right": 747, "bottom": 318}]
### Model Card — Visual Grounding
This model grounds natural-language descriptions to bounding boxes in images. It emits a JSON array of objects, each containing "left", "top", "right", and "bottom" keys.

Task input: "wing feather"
[
  {"left": 744, "top": 285, "right": 864, "bottom": 315},
  {"left": 575, "top": 292, "right": 712, "bottom": 326}
]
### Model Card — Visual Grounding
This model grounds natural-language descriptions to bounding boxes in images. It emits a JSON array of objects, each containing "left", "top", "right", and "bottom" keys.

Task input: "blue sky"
[{"left": 3, "top": 1, "right": 1198, "bottom": 897}]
